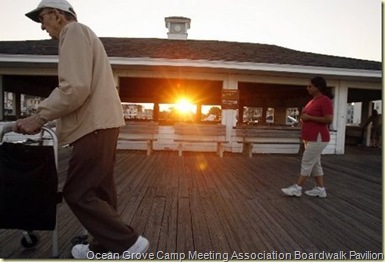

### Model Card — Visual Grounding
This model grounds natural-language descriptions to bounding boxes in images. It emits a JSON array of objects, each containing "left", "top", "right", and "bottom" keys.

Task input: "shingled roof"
[{"left": 0, "top": 38, "right": 381, "bottom": 71}]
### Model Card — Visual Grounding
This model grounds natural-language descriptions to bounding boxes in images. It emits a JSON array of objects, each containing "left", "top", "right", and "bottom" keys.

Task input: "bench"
[
  {"left": 345, "top": 125, "right": 364, "bottom": 145},
  {"left": 234, "top": 126, "right": 302, "bottom": 158},
  {"left": 118, "top": 121, "right": 158, "bottom": 156},
  {"left": 174, "top": 123, "right": 227, "bottom": 157}
]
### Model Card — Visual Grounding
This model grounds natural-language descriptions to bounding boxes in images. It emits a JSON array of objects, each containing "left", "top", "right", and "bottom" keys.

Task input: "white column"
[
  {"left": 113, "top": 74, "right": 120, "bottom": 91},
  {"left": 334, "top": 82, "right": 348, "bottom": 154},
  {"left": 364, "top": 104, "right": 375, "bottom": 147},
  {"left": 0, "top": 75, "right": 3, "bottom": 120},
  {"left": 222, "top": 75, "right": 238, "bottom": 149}
]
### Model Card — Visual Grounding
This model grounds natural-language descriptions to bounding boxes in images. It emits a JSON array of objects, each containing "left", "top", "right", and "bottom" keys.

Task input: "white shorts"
[{"left": 301, "top": 134, "right": 328, "bottom": 177}]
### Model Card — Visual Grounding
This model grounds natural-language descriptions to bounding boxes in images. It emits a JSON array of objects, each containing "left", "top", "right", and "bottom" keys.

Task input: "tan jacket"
[{"left": 37, "top": 22, "right": 125, "bottom": 146}]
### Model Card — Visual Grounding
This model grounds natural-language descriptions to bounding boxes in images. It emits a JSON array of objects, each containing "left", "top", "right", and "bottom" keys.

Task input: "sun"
[{"left": 176, "top": 98, "right": 194, "bottom": 113}]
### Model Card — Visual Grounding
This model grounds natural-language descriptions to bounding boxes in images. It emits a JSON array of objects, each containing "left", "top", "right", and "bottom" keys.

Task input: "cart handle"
[
  {"left": 0, "top": 122, "right": 16, "bottom": 141},
  {"left": 0, "top": 121, "right": 56, "bottom": 142}
]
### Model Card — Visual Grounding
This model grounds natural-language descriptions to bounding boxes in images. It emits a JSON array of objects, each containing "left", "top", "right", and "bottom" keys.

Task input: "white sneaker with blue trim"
[
  {"left": 281, "top": 184, "right": 302, "bottom": 197},
  {"left": 305, "top": 187, "right": 327, "bottom": 198}
]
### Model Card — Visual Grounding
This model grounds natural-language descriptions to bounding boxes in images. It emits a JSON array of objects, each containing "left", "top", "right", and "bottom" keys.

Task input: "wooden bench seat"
[
  {"left": 174, "top": 123, "right": 227, "bottom": 157},
  {"left": 118, "top": 121, "right": 158, "bottom": 156},
  {"left": 345, "top": 125, "right": 364, "bottom": 145},
  {"left": 234, "top": 126, "right": 301, "bottom": 158}
]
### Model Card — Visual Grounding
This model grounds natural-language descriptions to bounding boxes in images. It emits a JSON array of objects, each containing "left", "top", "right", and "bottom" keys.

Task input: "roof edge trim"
[
  {"left": 0, "top": 54, "right": 381, "bottom": 78},
  {"left": 109, "top": 57, "right": 381, "bottom": 78}
]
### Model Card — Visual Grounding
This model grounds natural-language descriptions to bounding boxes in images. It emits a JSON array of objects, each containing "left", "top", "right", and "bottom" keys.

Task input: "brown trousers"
[{"left": 63, "top": 128, "right": 138, "bottom": 253}]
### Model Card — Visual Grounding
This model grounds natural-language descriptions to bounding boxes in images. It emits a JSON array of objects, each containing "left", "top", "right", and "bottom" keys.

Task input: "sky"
[{"left": 0, "top": 0, "right": 382, "bottom": 62}]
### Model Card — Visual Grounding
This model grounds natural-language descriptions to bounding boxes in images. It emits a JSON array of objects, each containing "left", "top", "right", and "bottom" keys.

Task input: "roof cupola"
[{"left": 165, "top": 16, "right": 191, "bottom": 40}]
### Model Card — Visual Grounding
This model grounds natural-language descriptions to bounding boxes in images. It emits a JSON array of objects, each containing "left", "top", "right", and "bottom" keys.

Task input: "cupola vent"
[{"left": 165, "top": 16, "right": 191, "bottom": 40}]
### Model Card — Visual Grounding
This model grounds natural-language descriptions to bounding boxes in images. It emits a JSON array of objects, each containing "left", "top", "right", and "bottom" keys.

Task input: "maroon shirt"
[{"left": 301, "top": 95, "right": 333, "bottom": 142}]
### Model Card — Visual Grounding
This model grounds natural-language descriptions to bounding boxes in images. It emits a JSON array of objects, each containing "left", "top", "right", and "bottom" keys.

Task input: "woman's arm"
[{"left": 301, "top": 113, "right": 333, "bottom": 124}]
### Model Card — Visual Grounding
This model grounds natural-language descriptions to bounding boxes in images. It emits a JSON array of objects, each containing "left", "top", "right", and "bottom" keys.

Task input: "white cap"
[{"left": 25, "top": 0, "right": 77, "bottom": 22}]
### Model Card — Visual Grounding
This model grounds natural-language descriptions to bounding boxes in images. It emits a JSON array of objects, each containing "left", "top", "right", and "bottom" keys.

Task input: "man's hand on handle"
[{"left": 15, "top": 115, "right": 46, "bottom": 135}]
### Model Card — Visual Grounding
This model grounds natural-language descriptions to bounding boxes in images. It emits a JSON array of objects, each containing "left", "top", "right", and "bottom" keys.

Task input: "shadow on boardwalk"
[{"left": 1, "top": 146, "right": 382, "bottom": 259}]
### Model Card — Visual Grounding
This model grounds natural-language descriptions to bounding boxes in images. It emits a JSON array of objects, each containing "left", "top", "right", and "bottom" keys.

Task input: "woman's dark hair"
[{"left": 311, "top": 76, "right": 334, "bottom": 99}]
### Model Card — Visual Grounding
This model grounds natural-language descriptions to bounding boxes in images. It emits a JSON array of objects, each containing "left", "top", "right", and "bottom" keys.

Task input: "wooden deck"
[{"left": 1, "top": 146, "right": 382, "bottom": 259}]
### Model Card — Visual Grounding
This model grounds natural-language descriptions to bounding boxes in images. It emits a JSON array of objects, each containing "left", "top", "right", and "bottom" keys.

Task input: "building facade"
[{"left": 0, "top": 19, "right": 382, "bottom": 154}]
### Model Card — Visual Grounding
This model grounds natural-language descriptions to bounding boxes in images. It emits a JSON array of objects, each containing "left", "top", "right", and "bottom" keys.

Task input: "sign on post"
[{"left": 221, "top": 89, "right": 239, "bottom": 109}]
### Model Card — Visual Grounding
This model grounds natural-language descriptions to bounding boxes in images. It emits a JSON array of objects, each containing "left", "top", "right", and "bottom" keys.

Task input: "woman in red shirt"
[{"left": 282, "top": 76, "right": 333, "bottom": 198}]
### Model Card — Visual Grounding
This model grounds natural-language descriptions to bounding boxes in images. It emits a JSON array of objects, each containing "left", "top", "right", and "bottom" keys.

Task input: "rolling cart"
[{"left": 0, "top": 122, "right": 61, "bottom": 257}]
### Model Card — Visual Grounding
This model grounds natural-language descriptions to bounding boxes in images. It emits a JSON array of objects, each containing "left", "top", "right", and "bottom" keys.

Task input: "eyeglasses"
[{"left": 38, "top": 11, "right": 54, "bottom": 23}]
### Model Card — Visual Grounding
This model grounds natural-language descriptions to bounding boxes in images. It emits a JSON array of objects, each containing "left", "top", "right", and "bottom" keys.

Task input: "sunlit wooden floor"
[{"left": 1, "top": 146, "right": 382, "bottom": 258}]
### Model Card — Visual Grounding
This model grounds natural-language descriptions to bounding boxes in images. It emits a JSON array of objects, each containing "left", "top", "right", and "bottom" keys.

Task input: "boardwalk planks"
[{"left": 0, "top": 147, "right": 382, "bottom": 258}]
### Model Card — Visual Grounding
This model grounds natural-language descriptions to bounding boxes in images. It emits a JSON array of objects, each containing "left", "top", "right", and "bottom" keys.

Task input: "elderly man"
[{"left": 20, "top": 0, "right": 149, "bottom": 258}]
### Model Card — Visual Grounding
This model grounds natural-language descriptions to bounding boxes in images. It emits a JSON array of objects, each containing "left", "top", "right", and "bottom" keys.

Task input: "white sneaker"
[
  {"left": 125, "top": 235, "right": 150, "bottom": 254},
  {"left": 305, "top": 187, "right": 327, "bottom": 198},
  {"left": 71, "top": 244, "right": 90, "bottom": 259},
  {"left": 281, "top": 184, "right": 302, "bottom": 197},
  {"left": 71, "top": 236, "right": 150, "bottom": 259}
]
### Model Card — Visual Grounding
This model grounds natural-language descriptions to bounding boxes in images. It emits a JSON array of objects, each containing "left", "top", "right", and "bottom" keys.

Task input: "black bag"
[{"left": 0, "top": 142, "right": 58, "bottom": 231}]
